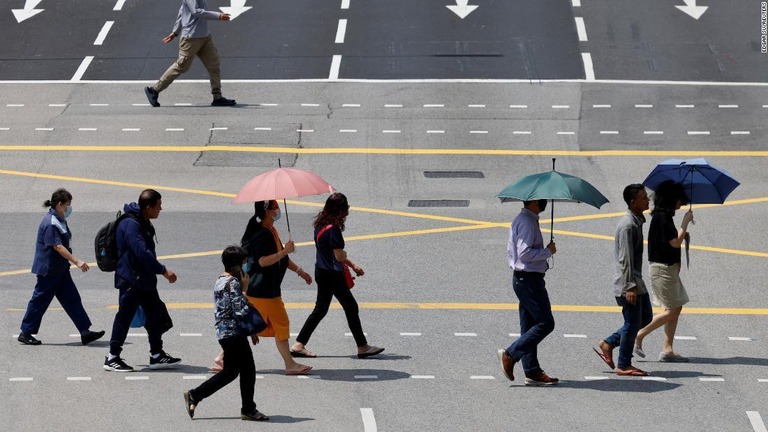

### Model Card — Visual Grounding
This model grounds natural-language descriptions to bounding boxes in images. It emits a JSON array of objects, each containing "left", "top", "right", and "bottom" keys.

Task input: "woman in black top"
[
  {"left": 634, "top": 181, "right": 694, "bottom": 362},
  {"left": 291, "top": 193, "right": 384, "bottom": 359}
]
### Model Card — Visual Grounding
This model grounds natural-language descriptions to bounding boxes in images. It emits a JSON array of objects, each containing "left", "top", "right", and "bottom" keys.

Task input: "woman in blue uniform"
[{"left": 18, "top": 188, "right": 104, "bottom": 346}]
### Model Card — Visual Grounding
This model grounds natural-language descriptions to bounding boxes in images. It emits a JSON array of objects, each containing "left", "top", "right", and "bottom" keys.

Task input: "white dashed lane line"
[
  {"left": 78, "top": 128, "right": 97, "bottom": 131},
  {"left": 125, "top": 376, "right": 149, "bottom": 381},
  {"left": 384, "top": 104, "right": 403, "bottom": 108},
  {"left": 747, "top": 412, "right": 767, "bottom": 432},
  {"left": 699, "top": 377, "right": 726, "bottom": 382},
  {"left": 67, "top": 377, "right": 92, "bottom": 381},
  {"left": 423, "top": 104, "right": 444, "bottom": 108},
  {"left": 179, "top": 333, "right": 202, "bottom": 337},
  {"left": 687, "top": 131, "right": 710, "bottom": 135},
  {"left": 71, "top": 56, "right": 94, "bottom": 82},
  {"left": 644, "top": 131, "right": 664, "bottom": 135},
  {"left": 382, "top": 130, "right": 401, "bottom": 134},
  {"left": 114, "top": 0, "right": 126, "bottom": 11},
  {"left": 341, "top": 103, "right": 360, "bottom": 107},
  {"left": 410, "top": 375, "right": 435, "bottom": 379},
  {"left": 574, "top": 17, "right": 588, "bottom": 42},
  {"left": 454, "top": 333, "right": 477, "bottom": 337},
  {"left": 93, "top": 21, "right": 114, "bottom": 46},
  {"left": 552, "top": 105, "right": 570, "bottom": 109},
  {"left": 165, "top": 128, "right": 184, "bottom": 132},
  {"left": 354, "top": 375, "right": 378, "bottom": 380},
  {"left": 509, "top": 104, "right": 528, "bottom": 109},
  {"left": 329, "top": 55, "right": 342, "bottom": 80},
  {"left": 254, "top": 127, "right": 272, "bottom": 131},
  {"left": 335, "top": 19, "right": 347, "bottom": 44},
  {"left": 593, "top": 104, "right": 611, "bottom": 108},
  {"left": 400, "top": 332, "right": 422, "bottom": 336},
  {"left": 729, "top": 337, "right": 753, "bottom": 341},
  {"left": 563, "top": 334, "right": 587, "bottom": 338},
  {"left": 301, "top": 103, "right": 320, "bottom": 107},
  {"left": 635, "top": 104, "right": 653, "bottom": 108},
  {"left": 677, "top": 104, "right": 695, "bottom": 108},
  {"left": 426, "top": 130, "right": 445, "bottom": 134},
  {"left": 6, "top": 104, "right": 24, "bottom": 107},
  {"left": 470, "top": 376, "right": 495, "bottom": 380},
  {"left": 9, "top": 377, "right": 33, "bottom": 382},
  {"left": 719, "top": 104, "right": 739, "bottom": 108},
  {"left": 361, "top": 408, "right": 377, "bottom": 432}
]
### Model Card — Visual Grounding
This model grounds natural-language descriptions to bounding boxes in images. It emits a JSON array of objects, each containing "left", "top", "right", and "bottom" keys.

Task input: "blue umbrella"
[{"left": 643, "top": 158, "right": 740, "bottom": 204}]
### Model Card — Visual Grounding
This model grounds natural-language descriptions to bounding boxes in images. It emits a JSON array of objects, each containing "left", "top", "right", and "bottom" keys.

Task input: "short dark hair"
[
  {"left": 222, "top": 245, "right": 248, "bottom": 273},
  {"left": 623, "top": 184, "right": 645, "bottom": 207},
  {"left": 43, "top": 188, "right": 72, "bottom": 208},
  {"left": 138, "top": 189, "right": 162, "bottom": 210},
  {"left": 652, "top": 181, "right": 688, "bottom": 215}
]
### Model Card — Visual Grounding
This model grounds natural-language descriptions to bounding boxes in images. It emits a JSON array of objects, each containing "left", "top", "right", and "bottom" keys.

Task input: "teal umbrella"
[{"left": 496, "top": 159, "right": 609, "bottom": 241}]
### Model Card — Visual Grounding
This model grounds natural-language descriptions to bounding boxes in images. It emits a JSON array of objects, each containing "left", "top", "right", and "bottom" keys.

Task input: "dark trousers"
[
  {"left": 296, "top": 267, "right": 368, "bottom": 347},
  {"left": 21, "top": 272, "right": 91, "bottom": 334},
  {"left": 190, "top": 336, "right": 256, "bottom": 414},
  {"left": 506, "top": 272, "right": 555, "bottom": 376},
  {"left": 604, "top": 293, "right": 653, "bottom": 368},
  {"left": 109, "top": 285, "right": 166, "bottom": 356}
]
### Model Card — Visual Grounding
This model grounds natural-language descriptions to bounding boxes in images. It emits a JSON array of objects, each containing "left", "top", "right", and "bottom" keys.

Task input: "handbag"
[
  {"left": 316, "top": 224, "right": 355, "bottom": 289},
  {"left": 237, "top": 303, "right": 268, "bottom": 336}
]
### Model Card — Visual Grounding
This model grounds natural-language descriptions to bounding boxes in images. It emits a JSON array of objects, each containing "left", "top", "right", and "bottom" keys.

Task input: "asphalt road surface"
[{"left": 1, "top": 1, "right": 767, "bottom": 431}]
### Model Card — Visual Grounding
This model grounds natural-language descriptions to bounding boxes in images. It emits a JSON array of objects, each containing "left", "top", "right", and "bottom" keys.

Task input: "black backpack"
[{"left": 94, "top": 212, "right": 134, "bottom": 272}]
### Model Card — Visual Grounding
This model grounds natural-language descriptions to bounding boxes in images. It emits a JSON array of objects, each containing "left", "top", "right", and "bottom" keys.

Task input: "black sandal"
[{"left": 241, "top": 409, "right": 270, "bottom": 421}]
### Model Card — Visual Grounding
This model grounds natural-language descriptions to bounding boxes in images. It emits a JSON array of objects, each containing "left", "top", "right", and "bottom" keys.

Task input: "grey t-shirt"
[{"left": 173, "top": 0, "right": 220, "bottom": 39}]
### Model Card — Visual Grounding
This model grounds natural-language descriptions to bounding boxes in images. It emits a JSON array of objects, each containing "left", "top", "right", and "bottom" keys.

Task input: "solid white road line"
[
  {"left": 361, "top": 408, "right": 377, "bottom": 432},
  {"left": 329, "top": 55, "right": 342, "bottom": 80},
  {"left": 699, "top": 377, "right": 725, "bottom": 382},
  {"left": 335, "top": 19, "right": 347, "bottom": 44},
  {"left": 729, "top": 337, "right": 753, "bottom": 341},
  {"left": 582, "top": 53, "right": 595, "bottom": 81},
  {"left": 114, "top": 0, "right": 126, "bottom": 11},
  {"left": 71, "top": 56, "right": 94, "bottom": 81},
  {"left": 400, "top": 332, "right": 422, "bottom": 336},
  {"left": 747, "top": 412, "right": 767, "bottom": 432},
  {"left": 9, "top": 377, "right": 33, "bottom": 382},
  {"left": 574, "top": 17, "right": 588, "bottom": 41},
  {"left": 341, "top": 0, "right": 350, "bottom": 9},
  {"left": 94, "top": 21, "right": 115, "bottom": 46}
]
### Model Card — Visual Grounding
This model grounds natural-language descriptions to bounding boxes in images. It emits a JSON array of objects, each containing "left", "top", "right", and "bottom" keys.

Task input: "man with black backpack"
[{"left": 104, "top": 189, "right": 180, "bottom": 372}]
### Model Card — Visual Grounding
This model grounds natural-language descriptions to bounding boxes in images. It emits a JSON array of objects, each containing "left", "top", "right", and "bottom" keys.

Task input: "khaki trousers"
[{"left": 155, "top": 34, "right": 222, "bottom": 97}]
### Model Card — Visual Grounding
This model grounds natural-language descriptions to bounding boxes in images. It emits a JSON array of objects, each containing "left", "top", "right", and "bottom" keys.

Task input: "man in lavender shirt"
[
  {"left": 144, "top": 0, "right": 236, "bottom": 107},
  {"left": 498, "top": 199, "right": 559, "bottom": 386}
]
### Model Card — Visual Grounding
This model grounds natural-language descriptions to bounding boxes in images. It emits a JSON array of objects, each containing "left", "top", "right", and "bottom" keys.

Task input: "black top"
[
  {"left": 647, "top": 210, "right": 681, "bottom": 265},
  {"left": 315, "top": 224, "right": 345, "bottom": 272},
  {"left": 243, "top": 225, "right": 288, "bottom": 298}
]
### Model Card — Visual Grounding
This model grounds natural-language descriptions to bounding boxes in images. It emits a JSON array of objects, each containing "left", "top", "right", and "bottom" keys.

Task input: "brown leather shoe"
[
  {"left": 497, "top": 349, "right": 516, "bottom": 381},
  {"left": 525, "top": 371, "right": 559, "bottom": 386}
]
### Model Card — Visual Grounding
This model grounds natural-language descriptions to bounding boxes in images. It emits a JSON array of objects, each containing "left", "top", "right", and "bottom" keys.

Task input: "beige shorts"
[{"left": 649, "top": 262, "right": 689, "bottom": 309}]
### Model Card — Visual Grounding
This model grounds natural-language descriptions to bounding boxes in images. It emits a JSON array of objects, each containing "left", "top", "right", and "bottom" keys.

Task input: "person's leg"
[
  {"left": 507, "top": 274, "right": 554, "bottom": 376},
  {"left": 190, "top": 337, "right": 240, "bottom": 403},
  {"left": 141, "top": 288, "right": 167, "bottom": 355},
  {"left": 616, "top": 296, "right": 643, "bottom": 369},
  {"left": 109, "top": 287, "right": 140, "bottom": 356},
  {"left": 196, "top": 35, "right": 223, "bottom": 99},
  {"left": 332, "top": 282, "right": 368, "bottom": 348},
  {"left": 20, "top": 275, "right": 57, "bottom": 335},
  {"left": 661, "top": 307, "right": 683, "bottom": 354},
  {"left": 635, "top": 308, "right": 678, "bottom": 351},
  {"left": 293, "top": 269, "right": 334, "bottom": 349},
  {"left": 266, "top": 299, "right": 310, "bottom": 371},
  {"left": 154, "top": 37, "right": 202, "bottom": 92},
  {"left": 54, "top": 272, "right": 92, "bottom": 332},
  {"left": 237, "top": 338, "right": 257, "bottom": 414}
]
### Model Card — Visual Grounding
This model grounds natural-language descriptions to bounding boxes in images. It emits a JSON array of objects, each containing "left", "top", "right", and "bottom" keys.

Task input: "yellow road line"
[
  {"left": 2, "top": 145, "right": 768, "bottom": 157},
  {"left": 7, "top": 302, "right": 768, "bottom": 315}
]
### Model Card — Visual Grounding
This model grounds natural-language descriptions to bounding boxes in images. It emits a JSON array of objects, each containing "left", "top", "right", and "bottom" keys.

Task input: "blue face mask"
[
  {"left": 63, "top": 206, "right": 73, "bottom": 219},
  {"left": 242, "top": 260, "right": 251, "bottom": 274},
  {"left": 273, "top": 209, "right": 282, "bottom": 221}
]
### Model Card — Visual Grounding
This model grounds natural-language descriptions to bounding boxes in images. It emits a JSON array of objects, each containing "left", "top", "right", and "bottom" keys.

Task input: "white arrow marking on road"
[
  {"left": 446, "top": 0, "right": 478, "bottom": 19},
  {"left": 361, "top": 408, "right": 377, "bottom": 432},
  {"left": 220, "top": 0, "right": 251, "bottom": 20},
  {"left": 12, "top": 0, "right": 44, "bottom": 23},
  {"left": 675, "top": 0, "right": 708, "bottom": 20}
]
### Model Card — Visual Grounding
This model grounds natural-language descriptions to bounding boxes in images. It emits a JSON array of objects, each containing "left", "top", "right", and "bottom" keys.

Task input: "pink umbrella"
[{"left": 234, "top": 167, "right": 335, "bottom": 238}]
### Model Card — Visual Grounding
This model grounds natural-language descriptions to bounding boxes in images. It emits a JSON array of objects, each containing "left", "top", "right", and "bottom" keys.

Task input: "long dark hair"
[
  {"left": 43, "top": 188, "right": 72, "bottom": 208},
  {"left": 651, "top": 181, "right": 688, "bottom": 216},
  {"left": 241, "top": 200, "right": 277, "bottom": 245},
  {"left": 314, "top": 193, "right": 349, "bottom": 231}
]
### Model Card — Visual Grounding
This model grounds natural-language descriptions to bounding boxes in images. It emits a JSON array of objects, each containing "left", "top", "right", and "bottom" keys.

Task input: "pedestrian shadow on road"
[
  {"left": 310, "top": 354, "right": 412, "bottom": 361},
  {"left": 294, "top": 368, "right": 411, "bottom": 382},
  {"left": 193, "top": 415, "right": 314, "bottom": 424},
  {"left": 130, "top": 364, "right": 212, "bottom": 374},
  {"left": 683, "top": 356, "right": 768, "bottom": 367},
  {"left": 556, "top": 379, "right": 681, "bottom": 393}
]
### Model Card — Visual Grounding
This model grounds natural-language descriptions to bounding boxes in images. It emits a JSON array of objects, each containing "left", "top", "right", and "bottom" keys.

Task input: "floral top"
[{"left": 213, "top": 274, "right": 250, "bottom": 340}]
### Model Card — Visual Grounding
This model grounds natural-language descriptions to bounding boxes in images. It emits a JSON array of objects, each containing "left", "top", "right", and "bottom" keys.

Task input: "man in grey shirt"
[
  {"left": 144, "top": 0, "right": 236, "bottom": 107},
  {"left": 593, "top": 184, "right": 652, "bottom": 376}
]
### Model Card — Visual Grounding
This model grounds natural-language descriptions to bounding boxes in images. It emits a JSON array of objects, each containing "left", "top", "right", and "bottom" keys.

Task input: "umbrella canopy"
[
  {"left": 496, "top": 170, "right": 609, "bottom": 209},
  {"left": 642, "top": 158, "right": 739, "bottom": 204},
  {"left": 234, "top": 168, "right": 334, "bottom": 203}
]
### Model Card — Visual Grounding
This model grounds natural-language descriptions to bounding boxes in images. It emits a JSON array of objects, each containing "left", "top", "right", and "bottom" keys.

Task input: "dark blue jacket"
[{"left": 114, "top": 202, "right": 165, "bottom": 290}]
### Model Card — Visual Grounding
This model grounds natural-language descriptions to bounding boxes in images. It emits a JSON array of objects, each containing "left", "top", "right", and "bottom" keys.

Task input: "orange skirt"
[{"left": 247, "top": 296, "right": 290, "bottom": 341}]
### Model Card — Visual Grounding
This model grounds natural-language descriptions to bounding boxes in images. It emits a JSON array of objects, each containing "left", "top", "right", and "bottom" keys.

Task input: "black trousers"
[
  {"left": 109, "top": 285, "right": 169, "bottom": 356},
  {"left": 296, "top": 267, "right": 367, "bottom": 347},
  {"left": 190, "top": 336, "right": 256, "bottom": 413}
]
